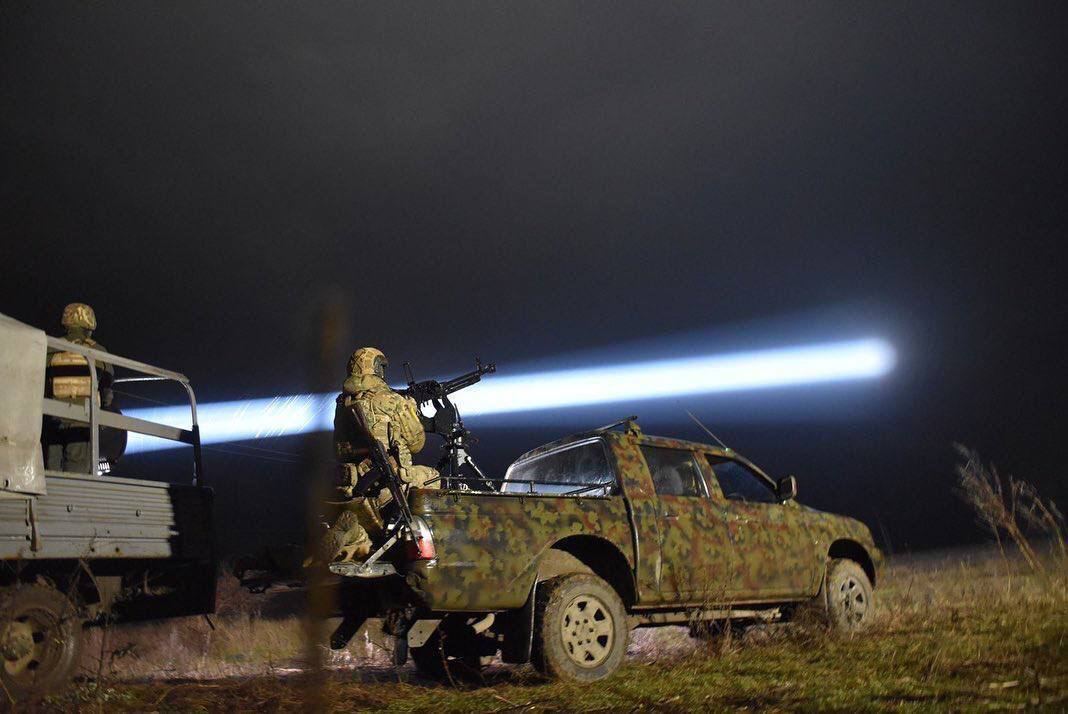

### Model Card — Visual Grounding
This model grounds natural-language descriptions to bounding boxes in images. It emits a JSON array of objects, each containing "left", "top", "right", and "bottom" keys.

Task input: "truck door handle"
[{"left": 662, "top": 513, "right": 678, "bottom": 520}]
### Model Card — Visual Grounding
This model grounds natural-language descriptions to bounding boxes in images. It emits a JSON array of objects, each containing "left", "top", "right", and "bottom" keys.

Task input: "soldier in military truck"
[
  {"left": 321, "top": 347, "right": 439, "bottom": 563},
  {"left": 42, "top": 303, "right": 120, "bottom": 473}
]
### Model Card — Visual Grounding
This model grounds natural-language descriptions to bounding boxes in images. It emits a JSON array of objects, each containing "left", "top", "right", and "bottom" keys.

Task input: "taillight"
[{"left": 405, "top": 516, "right": 437, "bottom": 561}]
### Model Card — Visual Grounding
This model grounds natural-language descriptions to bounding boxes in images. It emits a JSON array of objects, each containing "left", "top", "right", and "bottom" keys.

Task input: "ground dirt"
[{"left": 15, "top": 547, "right": 1068, "bottom": 712}]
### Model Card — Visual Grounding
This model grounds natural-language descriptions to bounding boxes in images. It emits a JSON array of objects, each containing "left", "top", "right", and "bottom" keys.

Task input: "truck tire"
[
  {"left": 0, "top": 585, "right": 84, "bottom": 700},
  {"left": 822, "top": 558, "right": 875, "bottom": 633},
  {"left": 532, "top": 573, "right": 628, "bottom": 682}
]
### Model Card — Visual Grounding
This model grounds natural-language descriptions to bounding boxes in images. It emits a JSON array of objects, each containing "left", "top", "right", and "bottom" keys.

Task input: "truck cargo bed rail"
[{"left": 41, "top": 336, "right": 204, "bottom": 486}]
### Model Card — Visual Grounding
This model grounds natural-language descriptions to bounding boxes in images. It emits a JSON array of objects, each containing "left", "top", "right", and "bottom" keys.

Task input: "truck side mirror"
[{"left": 777, "top": 475, "right": 798, "bottom": 501}]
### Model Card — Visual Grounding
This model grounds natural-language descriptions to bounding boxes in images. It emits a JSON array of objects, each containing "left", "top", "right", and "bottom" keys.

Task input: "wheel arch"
[
  {"left": 1, "top": 559, "right": 121, "bottom": 619},
  {"left": 497, "top": 536, "right": 634, "bottom": 666},
  {"left": 537, "top": 535, "right": 636, "bottom": 607},
  {"left": 828, "top": 539, "right": 877, "bottom": 587}
]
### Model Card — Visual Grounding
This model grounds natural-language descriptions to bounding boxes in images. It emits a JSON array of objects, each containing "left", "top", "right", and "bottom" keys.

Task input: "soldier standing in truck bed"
[
  {"left": 322, "top": 347, "right": 438, "bottom": 563},
  {"left": 42, "top": 303, "right": 118, "bottom": 473}
]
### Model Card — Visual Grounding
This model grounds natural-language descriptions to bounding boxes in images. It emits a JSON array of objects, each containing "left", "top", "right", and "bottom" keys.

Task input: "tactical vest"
[
  {"left": 389, "top": 392, "right": 426, "bottom": 454},
  {"left": 338, "top": 389, "right": 426, "bottom": 455},
  {"left": 48, "top": 351, "right": 98, "bottom": 404}
]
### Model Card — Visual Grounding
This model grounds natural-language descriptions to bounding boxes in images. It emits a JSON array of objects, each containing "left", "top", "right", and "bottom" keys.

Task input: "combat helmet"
[
  {"left": 348, "top": 347, "right": 388, "bottom": 379},
  {"left": 61, "top": 303, "right": 97, "bottom": 331}
]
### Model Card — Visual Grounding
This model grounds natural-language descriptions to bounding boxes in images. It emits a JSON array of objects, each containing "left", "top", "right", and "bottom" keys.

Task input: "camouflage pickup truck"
[{"left": 328, "top": 417, "right": 881, "bottom": 683}]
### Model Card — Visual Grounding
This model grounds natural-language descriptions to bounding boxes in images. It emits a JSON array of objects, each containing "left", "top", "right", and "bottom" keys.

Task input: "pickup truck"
[
  {"left": 323, "top": 417, "right": 881, "bottom": 683},
  {"left": 0, "top": 313, "right": 215, "bottom": 699}
]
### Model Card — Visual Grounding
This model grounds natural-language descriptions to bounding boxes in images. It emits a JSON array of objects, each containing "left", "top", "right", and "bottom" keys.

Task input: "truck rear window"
[
  {"left": 503, "top": 439, "right": 616, "bottom": 495},
  {"left": 641, "top": 446, "right": 707, "bottom": 498}
]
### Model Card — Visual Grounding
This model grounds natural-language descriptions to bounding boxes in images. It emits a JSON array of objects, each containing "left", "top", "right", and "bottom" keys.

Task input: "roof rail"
[{"left": 594, "top": 415, "right": 641, "bottom": 435}]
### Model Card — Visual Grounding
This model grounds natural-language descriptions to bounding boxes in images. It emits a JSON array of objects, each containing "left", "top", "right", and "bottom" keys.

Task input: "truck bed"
[
  {"left": 406, "top": 488, "right": 636, "bottom": 611},
  {"left": 0, "top": 472, "right": 212, "bottom": 561}
]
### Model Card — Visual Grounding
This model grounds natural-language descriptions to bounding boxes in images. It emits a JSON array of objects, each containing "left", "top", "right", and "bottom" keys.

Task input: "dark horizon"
[{"left": 2, "top": 2, "right": 1065, "bottom": 556}]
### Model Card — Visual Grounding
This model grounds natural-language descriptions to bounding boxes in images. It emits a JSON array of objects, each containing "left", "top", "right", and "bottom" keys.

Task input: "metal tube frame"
[
  {"left": 42, "top": 336, "right": 204, "bottom": 486},
  {"left": 422, "top": 476, "right": 617, "bottom": 496}
]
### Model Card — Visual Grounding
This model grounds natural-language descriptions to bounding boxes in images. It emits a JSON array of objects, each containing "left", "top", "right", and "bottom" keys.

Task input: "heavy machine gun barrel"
[{"left": 402, "top": 358, "right": 496, "bottom": 406}]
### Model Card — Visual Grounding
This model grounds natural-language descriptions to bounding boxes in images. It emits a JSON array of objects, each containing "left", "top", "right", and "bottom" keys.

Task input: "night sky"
[{"left": 2, "top": 3, "right": 1065, "bottom": 555}]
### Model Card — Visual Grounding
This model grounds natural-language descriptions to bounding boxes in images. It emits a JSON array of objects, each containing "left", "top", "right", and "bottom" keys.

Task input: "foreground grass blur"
[{"left": 37, "top": 548, "right": 1068, "bottom": 712}]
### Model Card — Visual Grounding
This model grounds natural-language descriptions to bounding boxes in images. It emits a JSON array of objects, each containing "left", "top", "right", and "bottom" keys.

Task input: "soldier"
[
  {"left": 323, "top": 347, "right": 439, "bottom": 563},
  {"left": 43, "top": 303, "right": 116, "bottom": 473}
]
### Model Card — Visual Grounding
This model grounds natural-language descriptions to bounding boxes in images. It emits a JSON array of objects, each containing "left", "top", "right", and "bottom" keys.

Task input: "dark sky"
[{"left": 2, "top": 2, "right": 1066, "bottom": 554}]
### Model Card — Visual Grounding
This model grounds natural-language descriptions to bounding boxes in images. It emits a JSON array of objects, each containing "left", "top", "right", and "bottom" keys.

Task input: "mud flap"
[
  {"left": 406, "top": 618, "right": 442, "bottom": 648},
  {"left": 499, "top": 580, "right": 537, "bottom": 664}
]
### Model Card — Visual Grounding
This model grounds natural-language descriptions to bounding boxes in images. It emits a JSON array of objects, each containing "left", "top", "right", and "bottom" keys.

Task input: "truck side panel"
[
  {"left": 408, "top": 490, "right": 635, "bottom": 611},
  {"left": 0, "top": 474, "right": 212, "bottom": 561}
]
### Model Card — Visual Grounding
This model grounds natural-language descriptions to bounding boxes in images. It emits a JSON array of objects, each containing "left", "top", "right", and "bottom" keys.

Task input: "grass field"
[{"left": 30, "top": 547, "right": 1068, "bottom": 712}]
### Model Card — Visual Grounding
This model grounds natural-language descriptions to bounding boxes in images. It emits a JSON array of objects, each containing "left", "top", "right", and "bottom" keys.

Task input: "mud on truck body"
[
  {"left": 0, "top": 313, "right": 215, "bottom": 699},
  {"left": 322, "top": 417, "right": 882, "bottom": 682}
]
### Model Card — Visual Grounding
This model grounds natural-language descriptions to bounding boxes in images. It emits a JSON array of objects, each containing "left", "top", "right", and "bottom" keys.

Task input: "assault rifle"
[
  {"left": 330, "top": 403, "right": 418, "bottom": 579},
  {"left": 350, "top": 404, "right": 414, "bottom": 529}
]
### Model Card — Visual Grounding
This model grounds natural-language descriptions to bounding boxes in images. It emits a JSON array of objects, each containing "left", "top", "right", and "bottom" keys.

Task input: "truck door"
[
  {"left": 639, "top": 445, "right": 737, "bottom": 603},
  {"left": 703, "top": 454, "right": 820, "bottom": 600}
]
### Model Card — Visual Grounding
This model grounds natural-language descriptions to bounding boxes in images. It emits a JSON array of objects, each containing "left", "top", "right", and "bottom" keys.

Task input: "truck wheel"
[
  {"left": 822, "top": 558, "right": 875, "bottom": 633},
  {"left": 0, "top": 585, "right": 84, "bottom": 700},
  {"left": 532, "top": 574, "right": 628, "bottom": 682}
]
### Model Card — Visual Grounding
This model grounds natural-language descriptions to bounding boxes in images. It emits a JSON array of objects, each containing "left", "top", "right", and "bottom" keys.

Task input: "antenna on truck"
[{"left": 685, "top": 409, "right": 730, "bottom": 451}]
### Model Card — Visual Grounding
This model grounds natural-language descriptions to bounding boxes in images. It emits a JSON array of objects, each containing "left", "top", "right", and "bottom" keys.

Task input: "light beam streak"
[{"left": 124, "top": 337, "right": 895, "bottom": 454}]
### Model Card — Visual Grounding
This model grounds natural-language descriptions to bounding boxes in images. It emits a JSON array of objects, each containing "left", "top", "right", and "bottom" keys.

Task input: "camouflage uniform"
[
  {"left": 325, "top": 347, "right": 438, "bottom": 563},
  {"left": 43, "top": 303, "right": 116, "bottom": 473}
]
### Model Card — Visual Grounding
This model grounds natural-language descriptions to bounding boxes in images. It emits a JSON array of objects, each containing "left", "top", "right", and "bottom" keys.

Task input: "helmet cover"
[
  {"left": 61, "top": 303, "right": 97, "bottom": 331},
  {"left": 348, "top": 347, "right": 388, "bottom": 379}
]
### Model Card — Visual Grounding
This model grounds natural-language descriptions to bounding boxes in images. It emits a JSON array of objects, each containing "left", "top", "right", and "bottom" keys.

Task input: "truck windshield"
[{"left": 502, "top": 439, "right": 616, "bottom": 495}]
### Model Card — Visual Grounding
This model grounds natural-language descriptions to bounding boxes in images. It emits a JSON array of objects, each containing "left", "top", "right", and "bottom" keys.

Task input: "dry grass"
[
  {"left": 955, "top": 445, "right": 1067, "bottom": 574},
  {"left": 27, "top": 546, "right": 1068, "bottom": 712},
  {"left": 72, "top": 575, "right": 395, "bottom": 684}
]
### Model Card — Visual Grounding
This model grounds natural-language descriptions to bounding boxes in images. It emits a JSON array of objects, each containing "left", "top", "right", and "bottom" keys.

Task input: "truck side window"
[
  {"left": 641, "top": 446, "right": 706, "bottom": 497},
  {"left": 705, "top": 456, "right": 778, "bottom": 504},
  {"left": 503, "top": 439, "right": 616, "bottom": 495}
]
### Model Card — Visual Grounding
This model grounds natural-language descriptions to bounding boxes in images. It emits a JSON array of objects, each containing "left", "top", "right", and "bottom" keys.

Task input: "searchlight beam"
[{"left": 124, "top": 337, "right": 895, "bottom": 454}]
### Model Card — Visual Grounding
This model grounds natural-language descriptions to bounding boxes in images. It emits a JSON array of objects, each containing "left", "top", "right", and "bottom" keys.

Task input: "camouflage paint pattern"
[
  {"left": 407, "top": 488, "right": 635, "bottom": 611},
  {"left": 798, "top": 504, "right": 882, "bottom": 576},
  {"left": 402, "top": 427, "right": 881, "bottom": 613},
  {"left": 604, "top": 429, "right": 665, "bottom": 602}
]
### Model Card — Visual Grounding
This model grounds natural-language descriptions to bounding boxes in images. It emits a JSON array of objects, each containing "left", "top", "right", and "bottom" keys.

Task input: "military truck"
[
  {"left": 321, "top": 417, "right": 881, "bottom": 682},
  {"left": 0, "top": 313, "right": 215, "bottom": 698}
]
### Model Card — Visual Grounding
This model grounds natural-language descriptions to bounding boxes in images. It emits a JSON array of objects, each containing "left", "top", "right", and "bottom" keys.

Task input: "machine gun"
[
  {"left": 401, "top": 357, "right": 495, "bottom": 408},
  {"left": 402, "top": 358, "right": 496, "bottom": 491}
]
